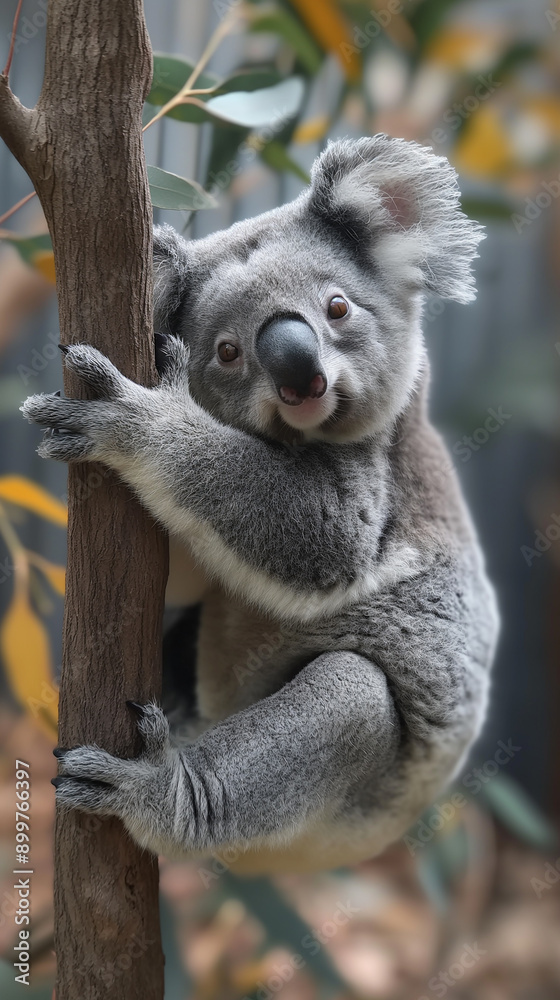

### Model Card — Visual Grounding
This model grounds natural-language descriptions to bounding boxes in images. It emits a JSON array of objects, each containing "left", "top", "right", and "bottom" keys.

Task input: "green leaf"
[
  {"left": 149, "top": 55, "right": 283, "bottom": 105},
  {"left": 204, "top": 77, "right": 305, "bottom": 127},
  {"left": 205, "top": 124, "right": 250, "bottom": 191},
  {"left": 249, "top": 11, "right": 323, "bottom": 75},
  {"left": 148, "top": 53, "right": 218, "bottom": 106},
  {"left": 415, "top": 845, "right": 450, "bottom": 913},
  {"left": 145, "top": 69, "right": 304, "bottom": 129},
  {"left": 221, "top": 871, "right": 351, "bottom": 997},
  {"left": 147, "top": 166, "right": 218, "bottom": 211},
  {"left": 217, "top": 68, "right": 284, "bottom": 95},
  {"left": 144, "top": 99, "right": 211, "bottom": 126},
  {"left": 409, "top": 0, "right": 466, "bottom": 51},
  {"left": 479, "top": 774, "right": 558, "bottom": 850},
  {"left": 460, "top": 196, "right": 517, "bottom": 221},
  {"left": 259, "top": 141, "right": 310, "bottom": 183},
  {"left": 493, "top": 40, "right": 541, "bottom": 79},
  {"left": 2, "top": 233, "right": 52, "bottom": 266}
]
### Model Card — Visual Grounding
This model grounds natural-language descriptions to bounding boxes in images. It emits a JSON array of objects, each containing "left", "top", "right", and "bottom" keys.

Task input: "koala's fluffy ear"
[
  {"left": 152, "top": 224, "right": 190, "bottom": 333},
  {"left": 308, "top": 135, "right": 484, "bottom": 303}
]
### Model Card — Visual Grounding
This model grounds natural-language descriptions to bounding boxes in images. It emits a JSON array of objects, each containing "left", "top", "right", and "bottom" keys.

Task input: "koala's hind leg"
[{"left": 52, "top": 651, "right": 400, "bottom": 858}]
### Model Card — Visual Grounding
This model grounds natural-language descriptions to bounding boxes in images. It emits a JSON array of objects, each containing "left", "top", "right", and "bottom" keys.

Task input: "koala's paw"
[
  {"left": 52, "top": 703, "right": 182, "bottom": 854},
  {"left": 21, "top": 344, "right": 151, "bottom": 464}
]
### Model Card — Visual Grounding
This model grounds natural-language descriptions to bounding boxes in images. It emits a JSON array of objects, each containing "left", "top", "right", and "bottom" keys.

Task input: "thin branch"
[
  {"left": 0, "top": 189, "right": 36, "bottom": 226},
  {"left": 2, "top": 0, "right": 24, "bottom": 77},
  {"left": 143, "top": 4, "right": 244, "bottom": 133}
]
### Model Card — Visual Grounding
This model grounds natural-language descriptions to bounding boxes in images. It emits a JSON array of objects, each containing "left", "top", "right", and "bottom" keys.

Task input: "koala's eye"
[
  {"left": 218, "top": 342, "right": 239, "bottom": 363},
  {"left": 327, "top": 296, "right": 348, "bottom": 319}
]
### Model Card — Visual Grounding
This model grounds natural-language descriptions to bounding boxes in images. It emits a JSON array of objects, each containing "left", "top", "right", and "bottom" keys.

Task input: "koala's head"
[{"left": 154, "top": 134, "right": 484, "bottom": 444}]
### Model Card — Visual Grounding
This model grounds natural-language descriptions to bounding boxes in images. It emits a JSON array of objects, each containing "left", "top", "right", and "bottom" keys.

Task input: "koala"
[{"left": 22, "top": 135, "right": 498, "bottom": 873}]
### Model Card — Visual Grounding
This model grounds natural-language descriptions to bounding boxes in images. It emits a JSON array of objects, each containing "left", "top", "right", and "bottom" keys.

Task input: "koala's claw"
[
  {"left": 50, "top": 712, "right": 183, "bottom": 855},
  {"left": 51, "top": 704, "right": 172, "bottom": 823},
  {"left": 39, "top": 427, "right": 95, "bottom": 463},
  {"left": 22, "top": 390, "right": 101, "bottom": 463},
  {"left": 126, "top": 699, "right": 145, "bottom": 715},
  {"left": 58, "top": 343, "right": 128, "bottom": 399}
]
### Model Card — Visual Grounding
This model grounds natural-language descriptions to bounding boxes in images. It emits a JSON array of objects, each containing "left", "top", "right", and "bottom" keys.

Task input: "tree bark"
[{"left": 0, "top": 2, "right": 167, "bottom": 998}]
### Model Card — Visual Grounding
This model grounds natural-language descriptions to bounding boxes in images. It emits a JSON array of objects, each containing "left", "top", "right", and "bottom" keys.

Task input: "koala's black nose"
[{"left": 256, "top": 317, "right": 327, "bottom": 405}]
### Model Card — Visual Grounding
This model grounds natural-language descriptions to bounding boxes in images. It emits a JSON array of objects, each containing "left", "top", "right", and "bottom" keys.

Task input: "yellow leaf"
[
  {"left": 1, "top": 590, "right": 58, "bottom": 737},
  {"left": 293, "top": 114, "right": 330, "bottom": 144},
  {"left": 453, "top": 105, "right": 514, "bottom": 178},
  {"left": 28, "top": 552, "right": 66, "bottom": 596},
  {"left": 32, "top": 249, "right": 56, "bottom": 285},
  {"left": 521, "top": 95, "right": 560, "bottom": 138},
  {"left": 425, "top": 27, "right": 502, "bottom": 71},
  {"left": 289, "top": 0, "right": 361, "bottom": 82},
  {"left": 0, "top": 476, "right": 67, "bottom": 527},
  {"left": 369, "top": 0, "right": 415, "bottom": 51}
]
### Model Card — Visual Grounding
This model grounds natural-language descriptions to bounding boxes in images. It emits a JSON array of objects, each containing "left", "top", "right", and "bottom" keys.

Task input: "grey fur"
[{"left": 22, "top": 136, "right": 497, "bottom": 872}]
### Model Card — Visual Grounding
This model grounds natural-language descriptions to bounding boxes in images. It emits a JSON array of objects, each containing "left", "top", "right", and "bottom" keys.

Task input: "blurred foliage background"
[{"left": 0, "top": 0, "right": 560, "bottom": 997}]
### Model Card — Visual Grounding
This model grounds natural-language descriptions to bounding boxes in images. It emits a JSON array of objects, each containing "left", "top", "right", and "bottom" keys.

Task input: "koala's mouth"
[
  {"left": 277, "top": 386, "right": 337, "bottom": 431},
  {"left": 278, "top": 375, "right": 327, "bottom": 407}
]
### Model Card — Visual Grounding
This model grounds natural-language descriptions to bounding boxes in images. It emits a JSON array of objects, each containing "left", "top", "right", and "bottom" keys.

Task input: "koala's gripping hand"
[
  {"left": 22, "top": 339, "right": 389, "bottom": 623},
  {"left": 52, "top": 653, "right": 400, "bottom": 860},
  {"left": 21, "top": 340, "right": 190, "bottom": 465}
]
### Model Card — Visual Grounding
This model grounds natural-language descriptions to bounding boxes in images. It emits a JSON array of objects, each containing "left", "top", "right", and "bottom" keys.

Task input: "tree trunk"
[{"left": 0, "top": 2, "right": 167, "bottom": 998}]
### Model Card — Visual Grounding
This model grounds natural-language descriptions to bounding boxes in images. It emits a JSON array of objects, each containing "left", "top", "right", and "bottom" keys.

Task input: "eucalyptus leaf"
[
  {"left": 259, "top": 141, "right": 310, "bottom": 183},
  {"left": 148, "top": 53, "right": 218, "bottom": 106},
  {"left": 145, "top": 76, "right": 304, "bottom": 129},
  {"left": 147, "top": 166, "right": 218, "bottom": 211},
  {"left": 479, "top": 774, "right": 558, "bottom": 850},
  {"left": 204, "top": 77, "right": 305, "bottom": 128},
  {"left": 415, "top": 845, "right": 450, "bottom": 913},
  {"left": 2, "top": 233, "right": 52, "bottom": 265},
  {"left": 217, "top": 69, "right": 283, "bottom": 95},
  {"left": 205, "top": 124, "right": 250, "bottom": 191},
  {"left": 461, "top": 196, "right": 517, "bottom": 221},
  {"left": 221, "top": 871, "right": 351, "bottom": 997},
  {"left": 409, "top": 0, "right": 466, "bottom": 51},
  {"left": 249, "top": 11, "right": 323, "bottom": 75}
]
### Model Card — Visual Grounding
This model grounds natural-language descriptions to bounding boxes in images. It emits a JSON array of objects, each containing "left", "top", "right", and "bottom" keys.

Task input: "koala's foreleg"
[
  {"left": 22, "top": 340, "right": 387, "bottom": 622},
  {"left": 52, "top": 650, "right": 399, "bottom": 856}
]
